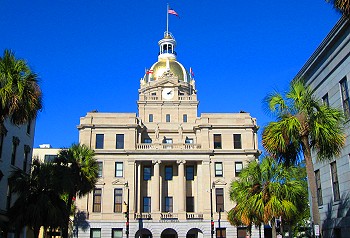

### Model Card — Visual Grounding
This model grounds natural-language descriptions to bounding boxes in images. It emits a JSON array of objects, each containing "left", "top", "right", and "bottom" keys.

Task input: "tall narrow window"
[
  {"left": 166, "top": 114, "right": 171, "bottom": 122},
  {"left": 11, "top": 137, "right": 20, "bottom": 166},
  {"left": 216, "top": 228, "right": 226, "bottom": 238},
  {"left": 112, "top": 229, "right": 123, "bottom": 238},
  {"left": 215, "top": 162, "right": 223, "bottom": 177},
  {"left": 186, "top": 166, "right": 194, "bottom": 180},
  {"left": 23, "top": 145, "right": 30, "bottom": 172},
  {"left": 90, "top": 228, "right": 101, "bottom": 238},
  {"left": 214, "top": 134, "right": 222, "bottom": 149},
  {"left": 322, "top": 93, "right": 329, "bottom": 106},
  {"left": 165, "top": 197, "right": 173, "bottom": 212},
  {"left": 340, "top": 77, "right": 350, "bottom": 116},
  {"left": 315, "top": 170, "right": 323, "bottom": 206},
  {"left": 330, "top": 162, "right": 340, "bottom": 201},
  {"left": 186, "top": 196, "right": 194, "bottom": 212},
  {"left": 6, "top": 184, "right": 12, "bottom": 210},
  {"left": 233, "top": 134, "right": 242, "bottom": 149},
  {"left": 26, "top": 120, "right": 31, "bottom": 134},
  {"left": 143, "top": 166, "right": 151, "bottom": 180},
  {"left": 165, "top": 166, "right": 173, "bottom": 180},
  {"left": 114, "top": 188, "right": 123, "bottom": 213},
  {"left": 183, "top": 114, "right": 188, "bottom": 123},
  {"left": 143, "top": 197, "right": 151, "bottom": 212},
  {"left": 116, "top": 134, "right": 124, "bottom": 149},
  {"left": 115, "top": 162, "right": 123, "bottom": 177},
  {"left": 149, "top": 114, "right": 153, "bottom": 122},
  {"left": 95, "top": 134, "right": 104, "bottom": 149},
  {"left": 216, "top": 188, "right": 224, "bottom": 212},
  {"left": 93, "top": 188, "right": 102, "bottom": 212},
  {"left": 235, "top": 162, "right": 243, "bottom": 177},
  {"left": 0, "top": 132, "right": 4, "bottom": 160},
  {"left": 97, "top": 162, "right": 103, "bottom": 177}
]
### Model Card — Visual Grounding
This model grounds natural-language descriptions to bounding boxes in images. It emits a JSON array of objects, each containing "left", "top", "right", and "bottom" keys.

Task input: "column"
[
  {"left": 152, "top": 160, "right": 161, "bottom": 212},
  {"left": 137, "top": 162, "right": 141, "bottom": 214},
  {"left": 177, "top": 160, "right": 185, "bottom": 212}
]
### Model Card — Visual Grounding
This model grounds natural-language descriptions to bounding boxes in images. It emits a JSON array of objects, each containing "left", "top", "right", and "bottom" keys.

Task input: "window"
[
  {"left": 165, "top": 197, "right": 173, "bottom": 212},
  {"left": 216, "top": 188, "right": 224, "bottom": 212},
  {"left": 186, "top": 196, "right": 194, "bottom": 212},
  {"left": 90, "top": 228, "right": 101, "bottom": 238},
  {"left": 114, "top": 188, "right": 123, "bottom": 213},
  {"left": 26, "top": 120, "right": 31, "bottom": 134},
  {"left": 112, "top": 229, "right": 123, "bottom": 238},
  {"left": 143, "top": 197, "right": 151, "bottom": 212},
  {"left": 115, "top": 162, "right": 123, "bottom": 177},
  {"left": 315, "top": 170, "right": 323, "bottom": 206},
  {"left": 144, "top": 166, "right": 151, "bottom": 180},
  {"left": 11, "top": 136, "right": 19, "bottom": 166},
  {"left": 23, "top": 145, "right": 30, "bottom": 172},
  {"left": 214, "top": 134, "right": 222, "bottom": 149},
  {"left": 144, "top": 138, "right": 152, "bottom": 143},
  {"left": 97, "top": 162, "right": 103, "bottom": 177},
  {"left": 165, "top": 166, "right": 173, "bottom": 180},
  {"left": 235, "top": 162, "right": 243, "bottom": 177},
  {"left": 116, "top": 134, "right": 124, "bottom": 149},
  {"left": 166, "top": 114, "right": 171, "bottom": 122},
  {"left": 330, "top": 162, "right": 340, "bottom": 201},
  {"left": 237, "top": 227, "right": 247, "bottom": 238},
  {"left": 216, "top": 228, "right": 226, "bottom": 238},
  {"left": 233, "top": 134, "right": 242, "bottom": 149},
  {"left": 215, "top": 162, "right": 223, "bottom": 177},
  {"left": 0, "top": 133, "right": 4, "bottom": 160},
  {"left": 93, "top": 188, "right": 102, "bottom": 212},
  {"left": 6, "top": 184, "right": 12, "bottom": 210},
  {"left": 149, "top": 114, "right": 153, "bottom": 122},
  {"left": 340, "top": 77, "right": 350, "bottom": 116},
  {"left": 185, "top": 137, "right": 193, "bottom": 144},
  {"left": 186, "top": 166, "right": 194, "bottom": 180},
  {"left": 96, "top": 134, "right": 104, "bottom": 149},
  {"left": 183, "top": 114, "right": 188, "bottom": 123},
  {"left": 322, "top": 93, "right": 329, "bottom": 106},
  {"left": 44, "top": 154, "right": 57, "bottom": 163}
]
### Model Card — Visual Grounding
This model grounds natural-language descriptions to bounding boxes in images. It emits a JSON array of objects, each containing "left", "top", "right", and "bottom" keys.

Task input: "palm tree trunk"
[
  {"left": 271, "top": 219, "right": 277, "bottom": 238},
  {"left": 62, "top": 192, "right": 74, "bottom": 238},
  {"left": 301, "top": 136, "right": 321, "bottom": 228}
]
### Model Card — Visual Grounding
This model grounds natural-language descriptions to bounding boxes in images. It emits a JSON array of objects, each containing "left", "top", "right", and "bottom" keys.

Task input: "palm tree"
[
  {"left": 55, "top": 144, "right": 98, "bottom": 238},
  {"left": 262, "top": 79, "right": 345, "bottom": 227},
  {"left": 326, "top": 0, "right": 350, "bottom": 17},
  {"left": 0, "top": 49, "right": 42, "bottom": 133},
  {"left": 8, "top": 160, "right": 67, "bottom": 238},
  {"left": 228, "top": 156, "right": 308, "bottom": 238}
]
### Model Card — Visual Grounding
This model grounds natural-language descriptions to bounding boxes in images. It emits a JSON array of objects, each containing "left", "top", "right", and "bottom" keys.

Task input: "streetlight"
[
  {"left": 123, "top": 182, "right": 130, "bottom": 238},
  {"left": 210, "top": 182, "right": 215, "bottom": 238}
]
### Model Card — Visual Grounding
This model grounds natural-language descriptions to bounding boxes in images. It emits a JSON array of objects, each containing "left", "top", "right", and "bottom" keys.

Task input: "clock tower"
[{"left": 137, "top": 32, "right": 198, "bottom": 126}]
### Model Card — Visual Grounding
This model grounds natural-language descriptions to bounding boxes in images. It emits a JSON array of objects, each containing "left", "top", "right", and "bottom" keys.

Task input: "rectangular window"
[
  {"left": 216, "top": 228, "right": 226, "bottom": 238},
  {"left": 23, "top": 146, "right": 30, "bottom": 172},
  {"left": 0, "top": 133, "right": 4, "bottom": 160},
  {"left": 6, "top": 185, "right": 12, "bottom": 210},
  {"left": 95, "top": 134, "right": 104, "bottom": 149},
  {"left": 235, "top": 162, "right": 243, "bottom": 177},
  {"left": 116, "top": 134, "right": 124, "bottom": 149},
  {"left": 166, "top": 114, "right": 171, "bottom": 122},
  {"left": 186, "top": 166, "right": 194, "bottom": 180},
  {"left": 185, "top": 138, "right": 193, "bottom": 144},
  {"left": 112, "top": 229, "right": 123, "bottom": 238},
  {"left": 97, "top": 162, "right": 103, "bottom": 177},
  {"left": 115, "top": 162, "right": 123, "bottom": 177},
  {"left": 237, "top": 227, "right": 247, "bottom": 238},
  {"left": 165, "top": 197, "right": 173, "bottom": 212},
  {"left": 143, "top": 197, "right": 151, "bottom": 212},
  {"left": 216, "top": 188, "right": 224, "bottom": 212},
  {"left": 183, "top": 114, "right": 188, "bottom": 123},
  {"left": 93, "top": 188, "right": 102, "bottom": 212},
  {"left": 144, "top": 138, "right": 152, "bottom": 143},
  {"left": 186, "top": 196, "right": 194, "bottom": 212},
  {"left": 340, "top": 77, "right": 350, "bottom": 116},
  {"left": 322, "top": 93, "right": 329, "bottom": 106},
  {"left": 114, "top": 188, "right": 123, "bottom": 213},
  {"left": 165, "top": 166, "right": 173, "bottom": 180},
  {"left": 330, "top": 162, "right": 340, "bottom": 201},
  {"left": 144, "top": 166, "right": 152, "bottom": 180},
  {"left": 26, "top": 120, "right": 31, "bottom": 134},
  {"left": 315, "top": 170, "right": 323, "bottom": 206},
  {"left": 149, "top": 114, "right": 153, "bottom": 122},
  {"left": 233, "top": 134, "right": 242, "bottom": 149},
  {"left": 11, "top": 137, "right": 19, "bottom": 166},
  {"left": 90, "top": 228, "right": 101, "bottom": 238},
  {"left": 215, "top": 162, "right": 223, "bottom": 177},
  {"left": 44, "top": 154, "right": 57, "bottom": 163},
  {"left": 214, "top": 134, "right": 222, "bottom": 149}
]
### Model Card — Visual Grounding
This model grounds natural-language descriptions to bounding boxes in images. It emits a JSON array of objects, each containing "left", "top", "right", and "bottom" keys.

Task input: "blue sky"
[{"left": 0, "top": 1, "right": 340, "bottom": 149}]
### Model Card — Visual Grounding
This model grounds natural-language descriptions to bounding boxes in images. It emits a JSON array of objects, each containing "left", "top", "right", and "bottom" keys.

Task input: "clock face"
[{"left": 162, "top": 88, "right": 174, "bottom": 100}]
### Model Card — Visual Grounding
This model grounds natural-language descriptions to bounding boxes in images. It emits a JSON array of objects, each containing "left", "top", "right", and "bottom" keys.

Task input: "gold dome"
[{"left": 149, "top": 60, "right": 189, "bottom": 82}]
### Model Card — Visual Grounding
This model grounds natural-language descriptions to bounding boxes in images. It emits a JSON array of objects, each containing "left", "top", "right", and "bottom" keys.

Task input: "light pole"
[
  {"left": 210, "top": 182, "right": 215, "bottom": 238},
  {"left": 124, "top": 182, "right": 130, "bottom": 238}
]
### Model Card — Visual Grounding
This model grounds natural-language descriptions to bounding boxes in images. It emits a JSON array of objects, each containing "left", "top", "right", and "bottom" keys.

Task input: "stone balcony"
[
  {"left": 136, "top": 143, "right": 201, "bottom": 150},
  {"left": 134, "top": 212, "right": 204, "bottom": 220}
]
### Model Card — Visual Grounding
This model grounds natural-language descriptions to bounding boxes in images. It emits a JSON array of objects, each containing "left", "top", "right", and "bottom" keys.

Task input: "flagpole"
[{"left": 166, "top": 3, "right": 169, "bottom": 36}]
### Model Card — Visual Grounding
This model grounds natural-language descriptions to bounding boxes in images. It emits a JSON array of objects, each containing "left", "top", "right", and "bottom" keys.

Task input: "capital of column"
[
  {"left": 152, "top": 160, "right": 161, "bottom": 165},
  {"left": 177, "top": 160, "right": 186, "bottom": 165}
]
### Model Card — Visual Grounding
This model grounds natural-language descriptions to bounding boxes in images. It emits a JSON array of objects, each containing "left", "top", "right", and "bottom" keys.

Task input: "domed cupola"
[{"left": 158, "top": 32, "right": 177, "bottom": 61}]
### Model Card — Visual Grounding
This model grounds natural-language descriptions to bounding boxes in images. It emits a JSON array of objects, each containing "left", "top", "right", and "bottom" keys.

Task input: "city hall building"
[{"left": 75, "top": 30, "right": 260, "bottom": 238}]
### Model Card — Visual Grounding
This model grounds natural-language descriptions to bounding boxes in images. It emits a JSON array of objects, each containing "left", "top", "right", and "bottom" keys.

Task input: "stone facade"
[{"left": 295, "top": 17, "right": 350, "bottom": 238}]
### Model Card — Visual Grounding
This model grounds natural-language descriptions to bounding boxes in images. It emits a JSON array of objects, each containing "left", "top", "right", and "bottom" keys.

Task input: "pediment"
[{"left": 213, "top": 179, "right": 227, "bottom": 186}]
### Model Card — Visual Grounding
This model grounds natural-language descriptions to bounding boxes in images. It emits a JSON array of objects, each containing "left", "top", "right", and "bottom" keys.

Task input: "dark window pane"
[
  {"left": 115, "top": 162, "right": 123, "bottom": 177},
  {"left": 340, "top": 78, "right": 350, "bottom": 116},
  {"left": 165, "top": 197, "right": 173, "bottom": 212},
  {"left": 165, "top": 166, "right": 173, "bottom": 180},
  {"left": 143, "top": 197, "right": 151, "bottom": 212},
  {"left": 216, "top": 188, "right": 224, "bottom": 212},
  {"left": 96, "top": 134, "right": 104, "bottom": 149},
  {"left": 315, "top": 170, "right": 323, "bottom": 206},
  {"left": 215, "top": 162, "right": 223, "bottom": 177},
  {"left": 331, "top": 162, "right": 340, "bottom": 201},
  {"left": 233, "top": 134, "right": 242, "bottom": 149},
  {"left": 44, "top": 154, "right": 57, "bottom": 163},
  {"left": 116, "top": 134, "right": 124, "bottom": 149},
  {"left": 149, "top": 114, "right": 153, "bottom": 122},
  {"left": 114, "top": 188, "right": 123, "bottom": 213},
  {"left": 166, "top": 114, "right": 171, "bottom": 122},
  {"left": 214, "top": 134, "right": 222, "bottom": 149},
  {"left": 112, "top": 229, "right": 123, "bottom": 238},
  {"left": 144, "top": 166, "right": 151, "bottom": 180},
  {"left": 186, "top": 166, "right": 194, "bottom": 180},
  {"left": 93, "top": 188, "right": 102, "bottom": 212},
  {"left": 235, "top": 162, "right": 243, "bottom": 177},
  {"left": 97, "top": 162, "right": 103, "bottom": 177},
  {"left": 186, "top": 196, "right": 194, "bottom": 212},
  {"left": 183, "top": 114, "right": 188, "bottom": 123},
  {"left": 90, "top": 228, "right": 101, "bottom": 238}
]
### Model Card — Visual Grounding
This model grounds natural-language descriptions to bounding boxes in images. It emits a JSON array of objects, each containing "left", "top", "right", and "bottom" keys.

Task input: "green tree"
[
  {"left": 8, "top": 160, "right": 67, "bottom": 238},
  {"left": 228, "top": 157, "right": 308, "bottom": 238},
  {"left": 262, "top": 79, "right": 345, "bottom": 227},
  {"left": 0, "top": 49, "right": 42, "bottom": 133},
  {"left": 55, "top": 144, "right": 98, "bottom": 238},
  {"left": 326, "top": 0, "right": 350, "bottom": 17}
]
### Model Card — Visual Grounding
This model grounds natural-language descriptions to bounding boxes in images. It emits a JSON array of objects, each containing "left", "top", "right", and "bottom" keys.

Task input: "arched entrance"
[
  {"left": 135, "top": 228, "right": 152, "bottom": 238},
  {"left": 161, "top": 228, "right": 178, "bottom": 238},
  {"left": 186, "top": 228, "right": 204, "bottom": 238}
]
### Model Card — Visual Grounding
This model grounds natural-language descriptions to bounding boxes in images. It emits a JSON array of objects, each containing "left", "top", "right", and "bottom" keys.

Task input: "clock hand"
[{"left": 167, "top": 91, "right": 172, "bottom": 95}]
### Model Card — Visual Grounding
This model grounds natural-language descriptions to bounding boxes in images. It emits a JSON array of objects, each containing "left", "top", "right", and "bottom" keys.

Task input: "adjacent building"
[
  {"left": 75, "top": 31, "right": 260, "bottom": 238},
  {"left": 295, "top": 17, "right": 350, "bottom": 238}
]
